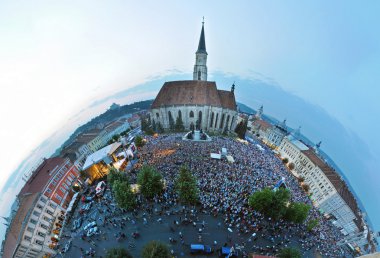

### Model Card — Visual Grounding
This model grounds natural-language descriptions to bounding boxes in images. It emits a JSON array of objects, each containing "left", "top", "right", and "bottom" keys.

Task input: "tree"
[
  {"left": 175, "top": 115, "right": 185, "bottom": 132},
  {"left": 234, "top": 119, "right": 248, "bottom": 139},
  {"left": 135, "top": 135, "right": 144, "bottom": 147},
  {"left": 284, "top": 202, "right": 310, "bottom": 224},
  {"left": 141, "top": 241, "right": 170, "bottom": 258},
  {"left": 298, "top": 177, "right": 305, "bottom": 183},
  {"left": 278, "top": 247, "right": 301, "bottom": 258},
  {"left": 152, "top": 119, "right": 157, "bottom": 132},
  {"left": 175, "top": 166, "right": 199, "bottom": 204},
  {"left": 307, "top": 219, "right": 319, "bottom": 232},
  {"left": 112, "top": 180, "right": 136, "bottom": 210},
  {"left": 107, "top": 167, "right": 127, "bottom": 186},
  {"left": 79, "top": 170, "right": 87, "bottom": 180},
  {"left": 105, "top": 247, "right": 133, "bottom": 258},
  {"left": 302, "top": 183, "right": 310, "bottom": 192},
  {"left": 137, "top": 166, "right": 164, "bottom": 199},
  {"left": 288, "top": 162, "right": 295, "bottom": 170},
  {"left": 248, "top": 188, "right": 290, "bottom": 220},
  {"left": 282, "top": 158, "right": 289, "bottom": 164}
]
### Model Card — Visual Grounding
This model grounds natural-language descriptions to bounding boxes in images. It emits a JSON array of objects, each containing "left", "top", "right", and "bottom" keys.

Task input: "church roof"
[
  {"left": 196, "top": 23, "right": 207, "bottom": 54},
  {"left": 151, "top": 80, "right": 236, "bottom": 110}
]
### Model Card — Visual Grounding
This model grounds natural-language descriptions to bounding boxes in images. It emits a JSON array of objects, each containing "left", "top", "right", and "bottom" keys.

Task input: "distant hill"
[{"left": 54, "top": 100, "right": 153, "bottom": 156}]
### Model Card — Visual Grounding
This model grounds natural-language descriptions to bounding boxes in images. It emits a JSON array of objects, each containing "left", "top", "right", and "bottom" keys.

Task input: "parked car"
[
  {"left": 95, "top": 181, "right": 106, "bottom": 196},
  {"left": 72, "top": 217, "right": 83, "bottom": 230},
  {"left": 190, "top": 244, "right": 213, "bottom": 255},
  {"left": 218, "top": 246, "right": 239, "bottom": 257},
  {"left": 86, "top": 226, "right": 98, "bottom": 237},
  {"left": 84, "top": 221, "right": 97, "bottom": 231},
  {"left": 62, "top": 240, "right": 72, "bottom": 253}
]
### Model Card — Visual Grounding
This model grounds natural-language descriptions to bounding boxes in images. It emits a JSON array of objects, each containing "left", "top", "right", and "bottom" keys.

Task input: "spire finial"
[
  {"left": 231, "top": 81, "right": 235, "bottom": 93},
  {"left": 202, "top": 16, "right": 205, "bottom": 25}
]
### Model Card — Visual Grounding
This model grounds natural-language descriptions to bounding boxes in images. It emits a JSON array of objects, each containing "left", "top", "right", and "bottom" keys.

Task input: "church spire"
[
  {"left": 193, "top": 18, "right": 208, "bottom": 81},
  {"left": 197, "top": 17, "right": 207, "bottom": 54}
]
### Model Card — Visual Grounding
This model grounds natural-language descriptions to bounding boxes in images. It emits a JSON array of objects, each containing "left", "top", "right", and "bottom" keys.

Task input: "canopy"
[{"left": 210, "top": 153, "right": 221, "bottom": 159}]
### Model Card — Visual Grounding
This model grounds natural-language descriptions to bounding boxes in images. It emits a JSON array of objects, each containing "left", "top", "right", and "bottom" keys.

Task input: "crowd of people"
[{"left": 135, "top": 134, "right": 348, "bottom": 257}]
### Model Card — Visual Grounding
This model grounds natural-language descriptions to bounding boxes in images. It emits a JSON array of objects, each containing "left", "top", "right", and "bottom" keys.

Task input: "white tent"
[
  {"left": 83, "top": 142, "right": 122, "bottom": 170},
  {"left": 210, "top": 153, "right": 222, "bottom": 159}
]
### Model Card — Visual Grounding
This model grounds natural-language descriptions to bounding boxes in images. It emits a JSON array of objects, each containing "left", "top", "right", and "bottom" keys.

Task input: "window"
[
  {"left": 40, "top": 197, "right": 47, "bottom": 203},
  {"left": 30, "top": 219, "right": 37, "bottom": 225},
  {"left": 55, "top": 194, "right": 62, "bottom": 202},
  {"left": 37, "top": 232, "right": 46, "bottom": 238},
  {"left": 35, "top": 240, "right": 44, "bottom": 246},
  {"left": 36, "top": 204, "right": 43, "bottom": 210},
  {"left": 189, "top": 111, "right": 194, "bottom": 118},
  {"left": 40, "top": 223, "right": 48, "bottom": 230},
  {"left": 198, "top": 71, "right": 201, "bottom": 80},
  {"left": 46, "top": 188, "right": 52, "bottom": 194},
  {"left": 27, "top": 227, "right": 34, "bottom": 233},
  {"left": 60, "top": 187, "right": 66, "bottom": 193},
  {"left": 32, "top": 211, "right": 40, "bottom": 217},
  {"left": 209, "top": 112, "right": 214, "bottom": 128},
  {"left": 156, "top": 113, "right": 159, "bottom": 118},
  {"left": 43, "top": 216, "right": 50, "bottom": 222},
  {"left": 49, "top": 202, "right": 57, "bottom": 209},
  {"left": 46, "top": 209, "right": 54, "bottom": 216}
]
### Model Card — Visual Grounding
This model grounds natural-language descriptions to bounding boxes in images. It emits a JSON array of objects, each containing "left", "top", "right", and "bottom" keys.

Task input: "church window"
[
  {"left": 214, "top": 114, "right": 219, "bottom": 128},
  {"left": 210, "top": 112, "right": 214, "bottom": 128},
  {"left": 230, "top": 116, "right": 235, "bottom": 130},
  {"left": 178, "top": 110, "right": 182, "bottom": 119},
  {"left": 226, "top": 115, "right": 230, "bottom": 130},
  {"left": 198, "top": 111, "right": 202, "bottom": 125},
  {"left": 190, "top": 111, "right": 194, "bottom": 118},
  {"left": 220, "top": 114, "right": 225, "bottom": 129},
  {"left": 156, "top": 113, "right": 159, "bottom": 118},
  {"left": 198, "top": 71, "right": 201, "bottom": 80}
]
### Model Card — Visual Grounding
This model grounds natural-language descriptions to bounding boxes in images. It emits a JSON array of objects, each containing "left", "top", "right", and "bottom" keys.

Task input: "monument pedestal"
[{"left": 194, "top": 130, "right": 201, "bottom": 141}]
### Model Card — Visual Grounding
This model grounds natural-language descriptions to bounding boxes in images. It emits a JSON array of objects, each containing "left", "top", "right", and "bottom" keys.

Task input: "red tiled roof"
[
  {"left": 253, "top": 119, "right": 271, "bottom": 131},
  {"left": 2, "top": 193, "right": 39, "bottom": 258},
  {"left": 151, "top": 80, "right": 237, "bottom": 110},
  {"left": 19, "top": 157, "right": 66, "bottom": 195},
  {"left": 301, "top": 149, "right": 360, "bottom": 220}
]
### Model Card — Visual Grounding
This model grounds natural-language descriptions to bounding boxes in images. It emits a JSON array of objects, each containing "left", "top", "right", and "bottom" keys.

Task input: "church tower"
[{"left": 193, "top": 19, "right": 208, "bottom": 81}]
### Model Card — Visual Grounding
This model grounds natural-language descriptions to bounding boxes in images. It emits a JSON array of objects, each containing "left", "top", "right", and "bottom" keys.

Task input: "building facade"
[
  {"left": 150, "top": 22, "right": 238, "bottom": 132},
  {"left": 2, "top": 158, "right": 80, "bottom": 258}
]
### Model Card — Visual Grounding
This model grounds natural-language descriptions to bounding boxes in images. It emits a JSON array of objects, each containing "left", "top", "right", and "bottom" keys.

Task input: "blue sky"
[{"left": 0, "top": 0, "right": 379, "bottom": 240}]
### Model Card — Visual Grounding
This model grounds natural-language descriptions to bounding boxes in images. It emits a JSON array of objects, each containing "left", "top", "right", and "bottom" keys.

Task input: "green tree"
[
  {"left": 135, "top": 135, "right": 144, "bottom": 147},
  {"left": 288, "top": 162, "right": 295, "bottom": 170},
  {"left": 168, "top": 113, "right": 175, "bottom": 131},
  {"left": 137, "top": 166, "right": 164, "bottom": 199},
  {"left": 107, "top": 167, "right": 127, "bottom": 186},
  {"left": 175, "top": 115, "right": 185, "bottom": 132},
  {"left": 156, "top": 122, "right": 164, "bottom": 133},
  {"left": 234, "top": 119, "right": 248, "bottom": 139},
  {"left": 152, "top": 119, "right": 157, "bottom": 132},
  {"left": 141, "top": 241, "right": 170, "bottom": 258},
  {"left": 175, "top": 166, "right": 198, "bottom": 204},
  {"left": 278, "top": 247, "right": 302, "bottom": 258},
  {"left": 302, "top": 183, "right": 310, "bottom": 192},
  {"left": 282, "top": 158, "right": 289, "bottom": 164},
  {"left": 105, "top": 247, "right": 133, "bottom": 258},
  {"left": 284, "top": 202, "right": 310, "bottom": 224},
  {"left": 112, "top": 180, "right": 136, "bottom": 210},
  {"left": 79, "top": 170, "right": 87, "bottom": 180},
  {"left": 248, "top": 188, "right": 290, "bottom": 220},
  {"left": 307, "top": 219, "right": 319, "bottom": 232}
]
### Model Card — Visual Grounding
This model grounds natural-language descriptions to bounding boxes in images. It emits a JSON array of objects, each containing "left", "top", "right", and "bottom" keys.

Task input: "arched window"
[
  {"left": 190, "top": 111, "right": 194, "bottom": 118},
  {"left": 178, "top": 110, "right": 182, "bottom": 119},
  {"left": 220, "top": 114, "right": 225, "bottom": 129},
  {"left": 230, "top": 116, "right": 235, "bottom": 130},
  {"left": 198, "top": 111, "right": 202, "bottom": 125},
  {"left": 214, "top": 113, "right": 219, "bottom": 128},
  {"left": 168, "top": 111, "right": 174, "bottom": 129},
  {"left": 225, "top": 115, "right": 230, "bottom": 130},
  {"left": 156, "top": 113, "right": 159, "bottom": 118},
  {"left": 210, "top": 112, "right": 214, "bottom": 128},
  {"left": 198, "top": 71, "right": 201, "bottom": 80}
]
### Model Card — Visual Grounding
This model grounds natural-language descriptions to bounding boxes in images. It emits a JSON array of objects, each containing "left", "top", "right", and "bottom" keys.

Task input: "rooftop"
[
  {"left": 151, "top": 80, "right": 236, "bottom": 110},
  {"left": 19, "top": 157, "right": 66, "bottom": 195},
  {"left": 2, "top": 193, "right": 39, "bottom": 258},
  {"left": 301, "top": 149, "right": 360, "bottom": 221},
  {"left": 82, "top": 142, "right": 122, "bottom": 170}
]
